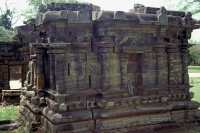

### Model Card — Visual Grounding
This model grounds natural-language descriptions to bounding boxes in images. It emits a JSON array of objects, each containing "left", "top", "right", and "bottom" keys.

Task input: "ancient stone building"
[
  {"left": 2, "top": 2, "right": 200, "bottom": 133},
  {"left": 0, "top": 41, "right": 24, "bottom": 103}
]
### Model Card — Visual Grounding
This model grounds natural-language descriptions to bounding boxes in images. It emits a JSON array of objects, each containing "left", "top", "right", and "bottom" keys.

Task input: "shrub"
[
  {"left": 0, "top": 26, "right": 14, "bottom": 42},
  {"left": 188, "top": 40, "right": 200, "bottom": 66}
]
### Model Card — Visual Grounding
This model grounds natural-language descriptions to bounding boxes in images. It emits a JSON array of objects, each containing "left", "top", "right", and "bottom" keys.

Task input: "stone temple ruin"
[{"left": 0, "top": 2, "right": 200, "bottom": 132}]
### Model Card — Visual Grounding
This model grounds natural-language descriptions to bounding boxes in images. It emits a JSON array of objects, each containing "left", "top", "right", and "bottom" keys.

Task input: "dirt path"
[{"left": 188, "top": 73, "right": 200, "bottom": 77}]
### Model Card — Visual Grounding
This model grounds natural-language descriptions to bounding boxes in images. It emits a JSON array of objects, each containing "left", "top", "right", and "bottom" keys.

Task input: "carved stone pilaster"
[
  {"left": 101, "top": 53, "right": 110, "bottom": 90},
  {"left": 119, "top": 54, "right": 129, "bottom": 91},
  {"left": 155, "top": 47, "right": 168, "bottom": 86}
]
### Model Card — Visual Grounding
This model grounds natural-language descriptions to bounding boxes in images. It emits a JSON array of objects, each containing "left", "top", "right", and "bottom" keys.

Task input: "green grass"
[
  {"left": 189, "top": 76, "right": 200, "bottom": 103},
  {"left": 189, "top": 77, "right": 200, "bottom": 84},
  {"left": 0, "top": 105, "right": 24, "bottom": 133},
  {"left": 189, "top": 77, "right": 200, "bottom": 102},
  {"left": 190, "top": 83, "right": 200, "bottom": 103},
  {"left": 0, "top": 105, "right": 17, "bottom": 120},
  {"left": 188, "top": 66, "right": 200, "bottom": 73},
  {"left": 188, "top": 66, "right": 200, "bottom": 103}
]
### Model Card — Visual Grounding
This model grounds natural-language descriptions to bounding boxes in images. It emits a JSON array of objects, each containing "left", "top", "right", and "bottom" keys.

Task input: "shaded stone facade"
[
  {"left": 0, "top": 41, "right": 24, "bottom": 103},
  {"left": 0, "top": 42, "right": 24, "bottom": 90},
  {"left": 1, "top": 2, "right": 200, "bottom": 133}
]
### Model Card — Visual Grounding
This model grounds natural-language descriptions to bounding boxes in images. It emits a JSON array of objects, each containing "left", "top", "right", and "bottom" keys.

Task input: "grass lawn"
[
  {"left": 190, "top": 83, "right": 200, "bottom": 103},
  {"left": 188, "top": 66, "right": 200, "bottom": 73},
  {"left": 190, "top": 77, "right": 200, "bottom": 103},
  {"left": 0, "top": 105, "right": 17, "bottom": 120},
  {"left": 188, "top": 66, "right": 200, "bottom": 103},
  {"left": 0, "top": 105, "right": 24, "bottom": 133},
  {"left": 188, "top": 66, "right": 200, "bottom": 102}
]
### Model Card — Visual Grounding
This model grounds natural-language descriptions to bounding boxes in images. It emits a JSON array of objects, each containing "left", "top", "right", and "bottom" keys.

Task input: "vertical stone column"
[
  {"left": 101, "top": 53, "right": 110, "bottom": 90},
  {"left": 0, "top": 45, "right": 11, "bottom": 90},
  {"left": 3, "top": 61, "right": 10, "bottom": 90},
  {"left": 77, "top": 53, "right": 87, "bottom": 90},
  {"left": 23, "top": 48, "right": 30, "bottom": 87},
  {"left": 119, "top": 54, "right": 129, "bottom": 91},
  {"left": 167, "top": 48, "right": 176, "bottom": 85},
  {"left": 21, "top": 65, "right": 25, "bottom": 87},
  {"left": 47, "top": 44, "right": 67, "bottom": 94},
  {"left": 21, "top": 46, "right": 30, "bottom": 86},
  {"left": 31, "top": 55, "right": 37, "bottom": 88},
  {"left": 94, "top": 37, "right": 115, "bottom": 91},
  {"left": 182, "top": 48, "right": 189, "bottom": 85},
  {"left": 155, "top": 47, "right": 168, "bottom": 86},
  {"left": 30, "top": 62, "right": 34, "bottom": 86},
  {"left": 48, "top": 53, "right": 56, "bottom": 91},
  {"left": 54, "top": 53, "right": 65, "bottom": 93},
  {"left": 0, "top": 65, "right": 4, "bottom": 92},
  {"left": 1, "top": 55, "right": 11, "bottom": 90},
  {"left": 34, "top": 49, "right": 45, "bottom": 90}
]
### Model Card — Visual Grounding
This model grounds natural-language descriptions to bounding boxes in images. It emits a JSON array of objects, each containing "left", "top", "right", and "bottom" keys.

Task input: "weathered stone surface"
[{"left": 0, "top": 2, "right": 200, "bottom": 133}]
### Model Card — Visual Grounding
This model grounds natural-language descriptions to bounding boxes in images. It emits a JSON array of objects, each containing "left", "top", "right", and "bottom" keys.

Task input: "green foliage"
[
  {"left": 24, "top": 0, "right": 79, "bottom": 19},
  {"left": 189, "top": 49, "right": 200, "bottom": 65},
  {"left": 0, "top": 105, "right": 17, "bottom": 120},
  {"left": 0, "top": 9, "right": 13, "bottom": 30},
  {"left": 0, "top": 126, "right": 24, "bottom": 133},
  {"left": 0, "top": 0, "right": 21, "bottom": 30},
  {"left": 165, "top": 0, "right": 200, "bottom": 15},
  {"left": 0, "top": 26, "right": 14, "bottom": 42},
  {"left": 0, "top": 105, "right": 24, "bottom": 133},
  {"left": 27, "top": 0, "right": 78, "bottom": 8},
  {"left": 188, "top": 40, "right": 200, "bottom": 66},
  {"left": 188, "top": 66, "right": 200, "bottom": 104}
]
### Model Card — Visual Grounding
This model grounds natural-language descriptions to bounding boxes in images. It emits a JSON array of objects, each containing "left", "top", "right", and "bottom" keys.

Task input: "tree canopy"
[
  {"left": 189, "top": 41, "right": 200, "bottom": 65},
  {"left": 0, "top": 9, "right": 13, "bottom": 30},
  {"left": 0, "top": 26, "right": 14, "bottom": 41},
  {"left": 0, "top": 1, "right": 19, "bottom": 42},
  {"left": 24, "top": 0, "right": 79, "bottom": 19},
  {"left": 0, "top": 0, "right": 21, "bottom": 30},
  {"left": 166, "top": 0, "right": 200, "bottom": 16}
]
